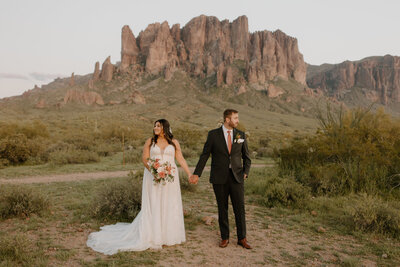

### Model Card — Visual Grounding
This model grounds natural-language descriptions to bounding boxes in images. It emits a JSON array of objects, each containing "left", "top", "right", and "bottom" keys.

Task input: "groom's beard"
[{"left": 229, "top": 121, "right": 237, "bottom": 128}]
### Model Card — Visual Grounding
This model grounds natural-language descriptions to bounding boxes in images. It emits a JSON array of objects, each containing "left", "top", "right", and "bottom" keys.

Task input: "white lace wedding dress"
[{"left": 86, "top": 144, "right": 186, "bottom": 255}]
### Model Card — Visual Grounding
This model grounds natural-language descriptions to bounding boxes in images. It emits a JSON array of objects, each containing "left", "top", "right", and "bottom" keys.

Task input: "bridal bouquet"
[{"left": 147, "top": 158, "right": 175, "bottom": 185}]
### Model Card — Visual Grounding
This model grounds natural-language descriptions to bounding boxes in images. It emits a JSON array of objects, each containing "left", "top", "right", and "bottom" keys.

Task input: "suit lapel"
[
  {"left": 218, "top": 126, "right": 230, "bottom": 155},
  {"left": 231, "top": 128, "right": 241, "bottom": 154},
  {"left": 231, "top": 128, "right": 236, "bottom": 151}
]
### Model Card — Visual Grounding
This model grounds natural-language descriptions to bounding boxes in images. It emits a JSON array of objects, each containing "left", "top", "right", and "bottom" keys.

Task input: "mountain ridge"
[{"left": 1, "top": 15, "right": 399, "bottom": 117}]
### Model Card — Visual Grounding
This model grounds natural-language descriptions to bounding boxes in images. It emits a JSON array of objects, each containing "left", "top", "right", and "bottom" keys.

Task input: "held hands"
[{"left": 188, "top": 174, "right": 199, "bottom": 185}]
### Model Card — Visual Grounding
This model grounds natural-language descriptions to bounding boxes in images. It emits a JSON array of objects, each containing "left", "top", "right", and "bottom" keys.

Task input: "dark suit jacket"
[{"left": 194, "top": 127, "right": 251, "bottom": 184}]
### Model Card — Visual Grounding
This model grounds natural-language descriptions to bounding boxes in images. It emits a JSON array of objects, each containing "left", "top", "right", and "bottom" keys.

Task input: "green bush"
[
  {"left": 63, "top": 131, "right": 97, "bottom": 151},
  {"left": 0, "top": 186, "right": 49, "bottom": 219},
  {"left": 180, "top": 145, "right": 199, "bottom": 159},
  {"left": 0, "top": 134, "right": 31, "bottom": 164},
  {"left": 276, "top": 105, "right": 400, "bottom": 196},
  {"left": 91, "top": 170, "right": 143, "bottom": 222},
  {"left": 246, "top": 168, "right": 310, "bottom": 208},
  {"left": 0, "top": 120, "right": 49, "bottom": 139},
  {"left": 262, "top": 177, "right": 310, "bottom": 208},
  {"left": 0, "top": 233, "right": 47, "bottom": 265},
  {"left": 49, "top": 148, "right": 100, "bottom": 165},
  {"left": 0, "top": 234, "right": 33, "bottom": 263},
  {"left": 45, "top": 140, "right": 74, "bottom": 153},
  {"left": 99, "top": 122, "right": 145, "bottom": 143},
  {"left": 0, "top": 134, "right": 48, "bottom": 165},
  {"left": 95, "top": 142, "right": 118, "bottom": 157},
  {"left": 255, "top": 147, "right": 274, "bottom": 158},
  {"left": 305, "top": 194, "right": 400, "bottom": 239},
  {"left": 0, "top": 158, "right": 10, "bottom": 169},
  {"left": 345, "top": 194, "right": 400, "bottom": 238},
  {"left": 173, "top": 126, "right": 204, "bottom": 149}
]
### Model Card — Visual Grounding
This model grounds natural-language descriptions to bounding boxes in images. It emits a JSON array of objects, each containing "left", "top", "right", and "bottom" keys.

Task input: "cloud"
[
  {"left": 29, "top": 72, "right": 66, "bottom": 81},
  {"left": 0, "top": 73, "right": 30, "bottom": 80},
  {"left": 0, "top": 72, "right": 67, "bottom": 82}
]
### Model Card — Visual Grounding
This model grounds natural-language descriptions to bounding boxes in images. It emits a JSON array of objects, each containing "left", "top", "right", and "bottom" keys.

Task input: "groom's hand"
[
  {"left": 244, "top": 174, "right": 248, "bottom": 180},
  {"left": 189, "top": 175, "right": 199, "bottom": 185}
]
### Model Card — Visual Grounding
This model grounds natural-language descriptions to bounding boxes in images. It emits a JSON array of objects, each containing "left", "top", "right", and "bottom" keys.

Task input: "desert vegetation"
[
  {"left": 0, "top": 104, "right": 399, "bottom": 265},
  {"left": 246, "top": 105, "right": 400, "bottom": 240}
]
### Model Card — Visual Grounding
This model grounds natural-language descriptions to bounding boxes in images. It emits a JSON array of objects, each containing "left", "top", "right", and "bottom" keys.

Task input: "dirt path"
[
  {"left": 58, "top": 168, "right": 377, "bottom": 267},
  {"left": 0, "top": 164, "right": 271, "bottom": 184}
]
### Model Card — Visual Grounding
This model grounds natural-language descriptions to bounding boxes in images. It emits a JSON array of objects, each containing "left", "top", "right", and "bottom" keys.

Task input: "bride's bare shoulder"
[{"left": 172, "top": 138, "right": 181, "bottom": 147}]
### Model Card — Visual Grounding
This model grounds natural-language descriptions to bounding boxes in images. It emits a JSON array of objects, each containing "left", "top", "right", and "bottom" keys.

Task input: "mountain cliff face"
[
  {"left": 112, "top": 15, "right": 306, "bottom": 86},
  {"left": 307, "top": 55, "right": 400, "bottom": 104}
]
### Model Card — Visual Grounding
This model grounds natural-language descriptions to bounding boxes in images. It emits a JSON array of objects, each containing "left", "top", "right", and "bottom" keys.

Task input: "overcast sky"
[{"left": 1, "top": 0, "right": 399, "bottom": 99}]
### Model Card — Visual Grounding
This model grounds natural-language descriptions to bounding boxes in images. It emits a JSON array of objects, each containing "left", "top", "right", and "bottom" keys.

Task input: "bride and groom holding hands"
[{"left": 87, "top": 109, "right": 252, "bottom": 255}]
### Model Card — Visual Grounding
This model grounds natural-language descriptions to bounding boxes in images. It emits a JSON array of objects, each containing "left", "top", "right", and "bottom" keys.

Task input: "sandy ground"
[{"left": 1, "top": 163, "right": 388, "bottom": 266}]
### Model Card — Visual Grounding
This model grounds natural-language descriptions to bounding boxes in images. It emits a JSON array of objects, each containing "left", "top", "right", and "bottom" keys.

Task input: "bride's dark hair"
[{"left": 151, "top": 119, "right": 176, "bottom": 148}]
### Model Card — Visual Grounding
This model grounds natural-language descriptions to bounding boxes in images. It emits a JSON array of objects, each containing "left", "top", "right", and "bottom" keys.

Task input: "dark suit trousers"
[{"left": 212, "top": 169, "right": 246, "bottom": 240}]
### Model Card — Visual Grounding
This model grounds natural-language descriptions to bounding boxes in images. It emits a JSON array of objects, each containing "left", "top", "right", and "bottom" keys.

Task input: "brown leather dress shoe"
[
  {"left": 237, "top": 238, "right": 252, "bottom": 249},
  {"left": 219, "top": 239, "right": 229, "bottom": 248}
]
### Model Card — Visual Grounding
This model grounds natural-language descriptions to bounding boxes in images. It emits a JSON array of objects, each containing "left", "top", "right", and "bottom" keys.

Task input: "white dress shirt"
[
  {"left": 222, "top": 124, "right": 234, "bottom": 149},
  {"left": 222, "top": 125, "right": 234, "bottom": 168}
]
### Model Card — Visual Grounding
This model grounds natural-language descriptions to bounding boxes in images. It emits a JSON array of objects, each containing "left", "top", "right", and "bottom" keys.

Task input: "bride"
[{"left": 87, "top": 119, "right": 192, "bottom": 255}]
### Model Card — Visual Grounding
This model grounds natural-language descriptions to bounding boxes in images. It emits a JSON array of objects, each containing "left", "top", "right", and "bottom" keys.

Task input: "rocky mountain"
[
  {"left": 114, "top": 15, "right": 307, "bottom": 86},
  {"left": 0, "top": 15, "right": 311, "bottom": 111},
  {"left": 307, "top": 55, "right": 400, "bottom": 105},
  {"left": 1, "top": 14, "right": 400, "bottom": 117}
]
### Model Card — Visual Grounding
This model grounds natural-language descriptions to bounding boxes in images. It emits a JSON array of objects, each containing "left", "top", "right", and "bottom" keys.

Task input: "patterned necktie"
[{"left": 227, "top": 130, "right": 232, "bottom": 154}]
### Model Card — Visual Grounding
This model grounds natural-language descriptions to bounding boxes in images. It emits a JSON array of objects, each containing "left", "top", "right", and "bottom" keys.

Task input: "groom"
[{"left": 190, "top": 109, "right": 252, "bottom": 249}]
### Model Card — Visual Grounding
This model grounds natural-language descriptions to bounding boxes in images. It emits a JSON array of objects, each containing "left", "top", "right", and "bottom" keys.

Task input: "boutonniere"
[{"left": 234, "top": 133, "right": 245, "bottom": 144}]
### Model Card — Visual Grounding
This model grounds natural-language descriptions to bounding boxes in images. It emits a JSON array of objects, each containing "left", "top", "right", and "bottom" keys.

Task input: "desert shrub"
[
  {"left": 99, "top": 122, "right": 145, "bottom": 143},
  {"left": 179, "top": 170, "right": 196, "bottom": 192},
  {"left": 49, "top": 148, "right": 100, "bottom": 165},
  {"left": 63, "top": 131, "right": 97, "bottom": 151},
  {"left": 304, "top": 194, "right": 400, "bottom": 238},
  {"left": 255, "top": 147, "right": 274, "bottom": 158},
  {"left": 45, "top": 140, "right": 74, "bottom": 153},
  {"left": 0, "top": 233, "right": 47, "bottom": 265},
  {"left": 95, "top": 142, "right": 119, "bottom": 157},
  {"left": 0, "top": 234, "right": 33, "bottom": 263},
  {"left": 262, "top": 178, "right": 311, "bottom": 208},
  {"left": 0, "top": 120, "right": 49, "bottom": 139},
  {"left": 91, "top": 170, "right": 143, "bottom": 221},
  {"left": 246, "top": 168, "right": 310, "bottom": 208},
  {"left": 0, "top": 186, "right": 49, "bottom": 219},
  {"left": 24, "top": 137, "right": 51, "bottom": 165},
  {"left": 124, "top": 149, "right": 142, "bottom": 164},
  {"left": 0, "top": 134, "right": 31, "bottom": 164},
  {"left": 0, "top": 158, "right": 10, "bottom": 169},
  {"left": 0, "top": 121, "right": 51, "bottom": 166},
  {"left": 258, "top": 136, "right": 271, "bottom": 147},
  {"left": 276, "top": 105, "right": 400, "bottom": 196},
  {"left": 180, "top": 145, "right": 199, "bottom": 159},
  {"left": 249, "top": 135, "right": 272, "bottom": 154},
  {"left": 0, "top": 134, "right": 47, "bottom": 165},
  {"left": 345, "top": 194, "right": 400, "bottom": 238},
  {"left": 0, "top": 234, "right": 30, "bottom": 263},
  {"left": 173, "top": 126, "right": 204, "bottom": 149}
]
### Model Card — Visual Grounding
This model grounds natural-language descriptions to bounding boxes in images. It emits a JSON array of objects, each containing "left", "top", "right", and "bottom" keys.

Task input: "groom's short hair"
[{"left": 223, "top": 109, "right": 238, "bottom": 122}]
